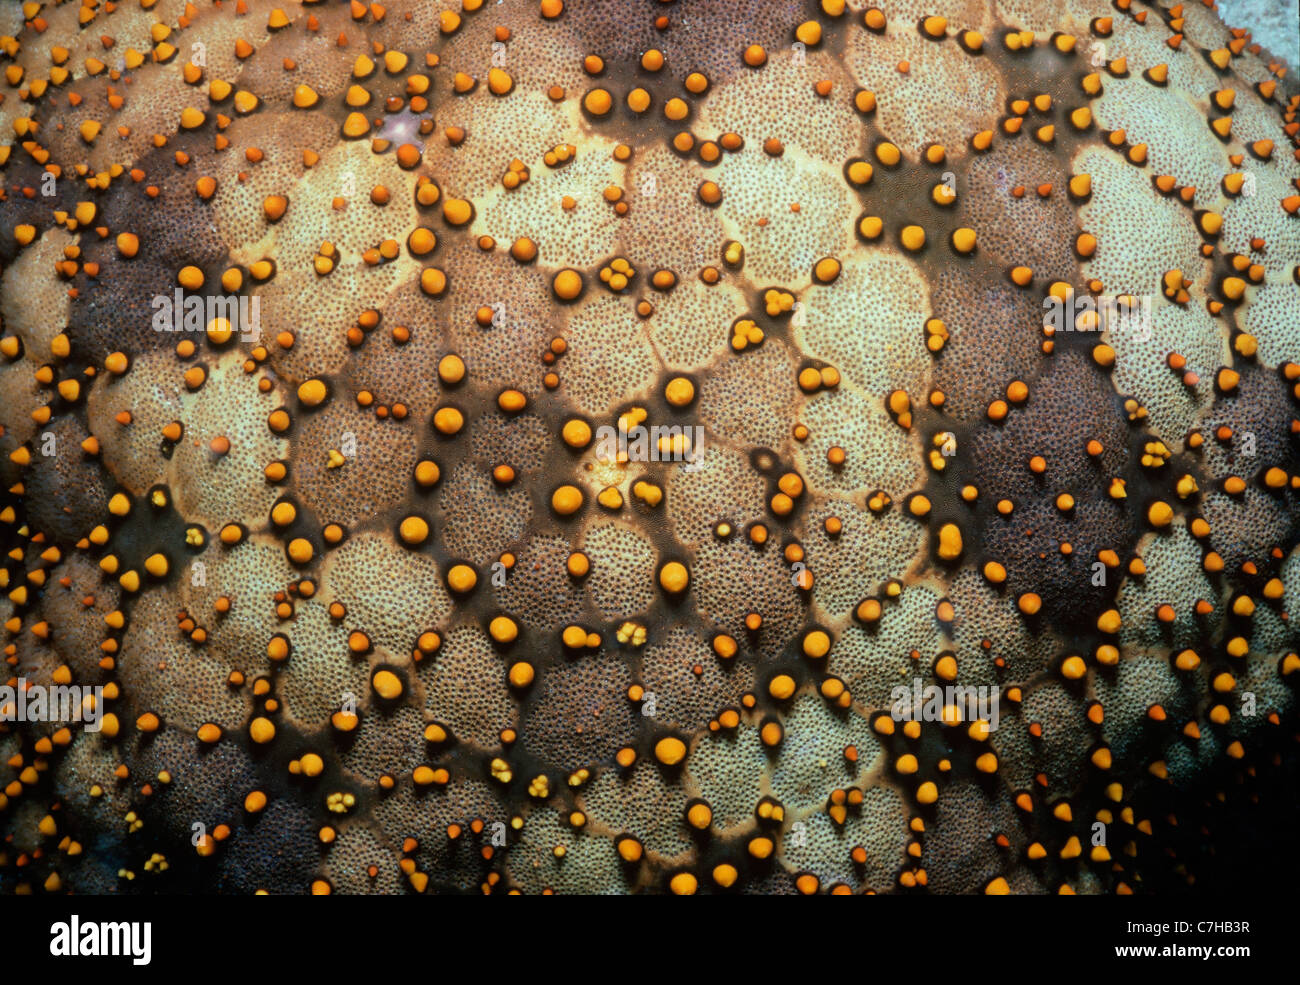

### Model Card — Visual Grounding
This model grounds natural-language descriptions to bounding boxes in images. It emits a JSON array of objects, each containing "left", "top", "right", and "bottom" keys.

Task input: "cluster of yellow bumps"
[{"left": 0, "top": 0, "right": 1297, "bottom": 895}]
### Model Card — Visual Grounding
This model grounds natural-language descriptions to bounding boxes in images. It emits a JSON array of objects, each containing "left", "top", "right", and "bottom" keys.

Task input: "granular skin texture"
[{"left": 0, "top": 0, "right": 1297, "bottom": 896}]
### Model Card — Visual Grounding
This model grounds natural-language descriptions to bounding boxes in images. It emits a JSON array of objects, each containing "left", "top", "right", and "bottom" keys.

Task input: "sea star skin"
[{"left": 0, "top": 0, "right": 1297, "bottom": 896}]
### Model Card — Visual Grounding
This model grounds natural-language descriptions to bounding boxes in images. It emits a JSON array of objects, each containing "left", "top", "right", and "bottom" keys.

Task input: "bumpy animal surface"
[{"left": 0, "top": 0, "right": 1297, "bottom": 896}]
